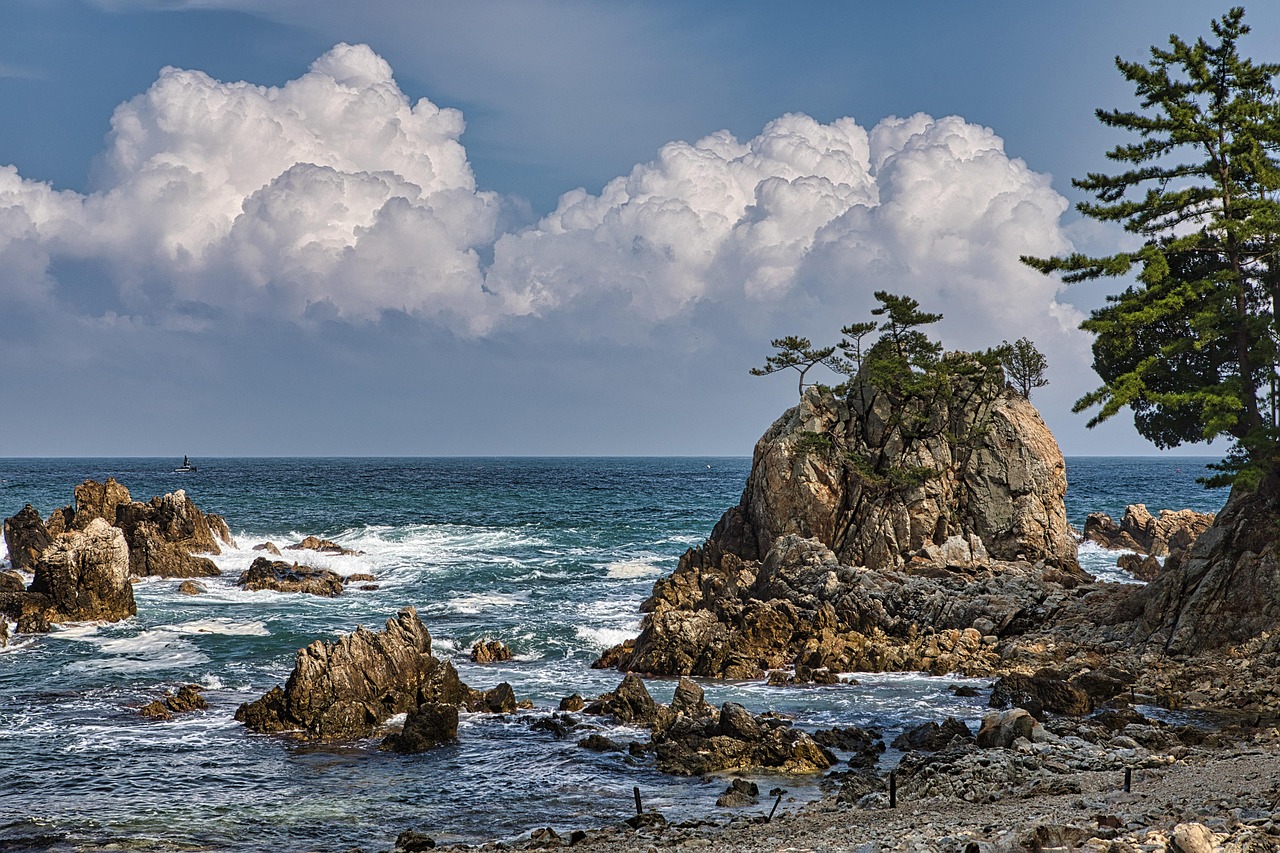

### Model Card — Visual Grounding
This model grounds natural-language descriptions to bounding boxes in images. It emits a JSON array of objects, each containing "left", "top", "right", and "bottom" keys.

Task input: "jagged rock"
[
  {"left": 4, "top": 518, "right": 136, "bottom": 630},
  {"left": 975, "top": 708, "right": 1038, "bottom": 748},
  {"left": 140, "top": 684, "right": 208, "bottom": 720},
  {"left": 1117, "top": 471, "right": 1280, "bottom": 655},
  {"left": 237, "top": 557, "right": 344, "bottom": 596},
  {"left": 1117, "top": 552, "right": 1162, "bottom": 581},
  {"left": 715, "top": 778, "right": 759, "bottom": 807},
  {"left": 602, "top": 534, "right": 1077, "bottom": 679},
  {"left": 1083, "top": 504, "right": 1213, "bottom": 557},
  {"left": 346, "top": 573, "right": 376, "bottom": 583},
  {"left": 68, "top": 478, "right": 133, "bottom": 531},
  {"left": 811, "top": 726, "right": 884, "bottom": 768},
  {"left": 652, "top": 699, "right": 834, "bottom": 776},
  {"left": 558, "top": 693, "right": 585, "bottom": 712},
  {"left": 382, "top": 702, "right": 458, "bottom": 753},
  {"left": 123, "top": 519, "right": 221, "bottom": 578},
  {"left": 206, "top": 514, "right": 236, "bottom": 548},
  {"left": 470, "top": 639, "right": 513, "bottom": 664},
  {"left": 578, "top": 733, "right": 625, "bottom": 752},
  {"left": 286, "top": 536, "right": 364, "bottom": 556},
  {"left": 0, "top": 572, "right": 24, "bottom": 593},
  {"left": 3, "top": 505, "right": 53, "bottom": 571},
  {"left": 178, "top": 580, "right": 206, "bottom": 595},
  {"left": 1170, "top": 822, "right": 1216, "bottom": 853},
  {"left": 464, "top": 682, "right": 519, "bottom": 713},
  {"left": 989, "top": 669, "right": 1092, "bottom": 719},
  {"left": 116, "top": 489, "right": 223, "bottom": 559},
  {"left": 584, "top": 674, "right": 659, "bottom": 724},
  {"left": 253, "top": 542, "right": 282, "bottom": 556},
  {"left": 669, "top": 677, "right": 713, "bottom": 719},
  {"left": 891, "top": 717, "right": 973, "bottom": 752},
  {"left": 528, "top": 828, "right": 563, "bottom": 849},
  {"left": 235, "top": 608, "right": 467, "bottom": 741}
]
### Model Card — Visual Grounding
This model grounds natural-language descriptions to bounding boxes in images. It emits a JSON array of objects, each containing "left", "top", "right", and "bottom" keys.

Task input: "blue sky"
[{"left": 0, "top": 1, "right": 1269, "bottom": 457}]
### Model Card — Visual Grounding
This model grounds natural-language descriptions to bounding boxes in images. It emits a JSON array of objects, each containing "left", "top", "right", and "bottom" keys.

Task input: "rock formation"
[
  {"left": 3, "top": 505, "right": 53, "bottom": 572},
  {"left": 236, "top": 608, "right": 467, "bottom": 741},
  {"left": 140, "top": 684, "right": 208, "bottom": 720},
  {"left": 470, "top": 639, "right": 513, "bottom": 664},
  {"left": 237, "top": 557, "right": 344, "bottom": 596},
  {"left": 1119, "top": 473, "right": 1280, "bottom": 655},
  {"left": 0, "top": 518, "right": 136, "bottom": 631},
  {"left": 18, "top": 480, "right": 231, "bottom": 580},
  {"left": 726, "top": 378, "right": 1077, "bottom": 572},
  {"left": 1084, "top": 504, "right": 1214, "bottom": 557},
  {"left": 286, "top": 536, "right": 364, "bottom": 556},
  {"left": 600, "top": 534, "right": 1076, "bottom": 679}
]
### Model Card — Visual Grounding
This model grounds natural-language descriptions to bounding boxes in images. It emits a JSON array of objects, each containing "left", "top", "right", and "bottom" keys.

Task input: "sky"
[{"left": 0, "top": 0, "right": 1271, "bottom": 458}]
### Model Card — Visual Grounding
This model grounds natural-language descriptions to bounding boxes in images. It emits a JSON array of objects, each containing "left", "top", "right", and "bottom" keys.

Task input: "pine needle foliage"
[{"left": 1022, "top": 7, "right": 1280, "bottom": 488}]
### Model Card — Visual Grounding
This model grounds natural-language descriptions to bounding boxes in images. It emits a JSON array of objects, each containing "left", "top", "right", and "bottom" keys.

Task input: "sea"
[{"left": 0, "top": 456, "right": 1229, "bottom": 852}]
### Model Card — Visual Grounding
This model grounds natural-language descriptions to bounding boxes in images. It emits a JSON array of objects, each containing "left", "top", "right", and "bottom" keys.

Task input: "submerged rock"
[
  {"left": 286, "top": 535, "right": 364, "bottom": 556},
  {"left": 140, "top": 684, "right": 208, "bottom": 720}
]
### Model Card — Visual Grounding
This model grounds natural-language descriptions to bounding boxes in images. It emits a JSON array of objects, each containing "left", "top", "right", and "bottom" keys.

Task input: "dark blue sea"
[{"left": 0, "top": 456, "right": 1228, "bottom": 851}]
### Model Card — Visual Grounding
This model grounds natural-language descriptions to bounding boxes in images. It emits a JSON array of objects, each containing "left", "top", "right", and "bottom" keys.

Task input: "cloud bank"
[{"left": 1, "top": 43, "right": 1082, "bottom": 355}]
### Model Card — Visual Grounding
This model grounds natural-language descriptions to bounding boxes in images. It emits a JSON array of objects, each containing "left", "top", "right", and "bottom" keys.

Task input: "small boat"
[{"left": 173, "top": 455, "right": 198, "bottom": 474}]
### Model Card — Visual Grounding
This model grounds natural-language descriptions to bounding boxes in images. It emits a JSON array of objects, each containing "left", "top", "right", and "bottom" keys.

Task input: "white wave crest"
[
  {"left": 575, "top": 625, "right": 637, "bottom": 650},
  {"left": 446, "top": 592, "right": 528, "bottom": 614},
  {"left": 605, "top": 560, "right": 662, "bottom": 579}
]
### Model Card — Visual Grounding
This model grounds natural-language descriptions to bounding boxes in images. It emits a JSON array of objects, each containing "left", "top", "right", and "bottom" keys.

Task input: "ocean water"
[{"left": 0, "top": 456, "right": 1228, "bottom": 851}]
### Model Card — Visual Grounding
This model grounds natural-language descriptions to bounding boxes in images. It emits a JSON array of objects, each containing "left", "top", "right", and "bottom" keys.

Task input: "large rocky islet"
[{"left": 2, "top": 368, "right": 1278, "bottom": 850}]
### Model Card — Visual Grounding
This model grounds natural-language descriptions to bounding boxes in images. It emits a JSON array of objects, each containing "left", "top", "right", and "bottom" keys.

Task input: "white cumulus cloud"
[{"left": 0, "top": 44, "right": 1083, "bottom": 354}]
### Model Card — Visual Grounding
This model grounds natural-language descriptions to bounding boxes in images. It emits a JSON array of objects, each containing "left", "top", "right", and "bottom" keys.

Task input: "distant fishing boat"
[{"left": 173, "top": 455, "right": 198, "bottom": 474}]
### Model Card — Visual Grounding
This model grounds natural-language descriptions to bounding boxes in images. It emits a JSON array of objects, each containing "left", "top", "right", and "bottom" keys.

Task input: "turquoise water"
[{"left": 0, "top": 456, "right": 1227, "bottom": 851}]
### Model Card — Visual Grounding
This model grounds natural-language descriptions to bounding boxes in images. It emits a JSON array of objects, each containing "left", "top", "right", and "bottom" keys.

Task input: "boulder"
[
  {"left": 123, "top": 519, "right": 221, "bottom": 578},
  {"left": 286, "top": 536, "right": 363, "bottom": 556},
  {"left": 382, "top": 702, "right": 459, "bottom": 753},
  {"left": 811, "top": 725, "right": 884, "bottom": 768},
  {"left": 975, "top": 708, "right": 1037, "bottom": 748},
  {"left": 470, "top": 639, "right": 513, "bottom": 664},
  {"left": 0, "top": 571, "right": 24, "bottom": 593},
  {"left": 178, "top": 580, "right": 206, "bottom": 595},
  {"left": 253, "top": 542, "right": 282, "bottom": 556},
  {"left": 234, "top": 608, "right": 467, "bottom": 741},
  {"left": 140, "top": 684, "right": 208, "bottom": 720},
  {"left": 558, "top": 693, "right": 585, "bottom": 712},
  {"left": 392, "top": 830, "right": 437, "bottom": 852},
  {"left": 715, "top": 779, "right": 759, "bottom": 807},
  {"left": 1083, "top": 504, "right": 1213, "bottom": 557},
  {"left": 237, "top": 557, "right": 343, "bottom": 596},
  {"left": 584, "top": 674, "right": 659, "bottom": 724},
  {"left": 464, "top": 682, "right": 519, "bottom": 713},
  {"left": 3, "top": 505, "right": 53, "bottom": 571},
  {"left": 653, "top": 701, "right": 833, "bottom": 776},
  {"left": 13, "top": 518, "right": 136, "bottom": 629},
  {"left": 891, "top": 717, "right": 973, "bottom": 752},
  {"left": 1117, "top": 552, "right": 1162, "bottom": 581},
  {"left": 988, "top": 669, "right": 1092, "bottom": 719}
]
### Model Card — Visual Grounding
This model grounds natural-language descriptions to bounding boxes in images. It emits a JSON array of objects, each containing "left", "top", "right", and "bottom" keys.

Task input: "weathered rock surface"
[
  {"left": 382, "top": 702, "right": 459, "bottom": 754},
  {"left": 725, "top": 379, "right": 1078, "bottom": 572},
  {"left": 891, "top": 717, "right": 973, "bottom": 752},
  {"left": 1118, "top": 473, "right": 1280, "bottom": 655},
  {"left": 601, "top": 534, "right": 1082, "bottom": 679},
  {"left": 988, "top": 669, "right": 1093, "bottom": 719},
  {"left": 3, "top": 505, "right": 53, "bottom": 571},
  {"left": 1, "top": 518, "right": 136, "bottom": 631},
  {"left": 652, "top": 698, "right": 834, "bottom": 776},
  {"left": 1084, "top": 504, "right": 1214, "bottom": 557},
  {"left": 237, "top": 557, "right": 344, "bottom": 597},
  {"left": 470, "top": 639, "right": 513, "bottom": 664},
  {"left": 235, "top": 608, "right": 466, "bottom": 741},
  {"left": 1117, "top": 552, "right": 1163, "bottom": 581}
]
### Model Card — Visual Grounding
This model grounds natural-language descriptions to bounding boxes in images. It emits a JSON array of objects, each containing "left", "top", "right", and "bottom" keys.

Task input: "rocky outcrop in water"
[
  {"left": 237, "top": 557, "right": 344, "bottom": 596},
  {"left": 1084, "top": 504, "right": 1213, "bottom": 557},
  {"left": 16, "top": 480, "right": 231, "bottom": 580},
  {"left": 724, "top": 378, "right": 1078, "bottom": 572},
  {"left": 139, "top": 684, "right": 208, "bottom": 720},
  {"left": 471, "top": 639, "right": 513, "bottom": 664},
  {"left": 236, "top": 608, "right": 467, "bottom": 741},
  {"left": 287, "top": 536, "right": 364, "bottom": 556},
  {"left": 1, "top": 518, "right": 136, "bottom": 631}
]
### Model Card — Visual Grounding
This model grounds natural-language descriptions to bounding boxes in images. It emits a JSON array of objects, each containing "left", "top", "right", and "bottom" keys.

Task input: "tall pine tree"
[{"left": 1024, "top": 7, "right": 1280, "bottom": 488}]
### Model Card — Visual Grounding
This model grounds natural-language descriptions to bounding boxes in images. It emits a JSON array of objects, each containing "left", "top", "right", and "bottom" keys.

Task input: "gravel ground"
[{"left": 425, "top": 742, "right": 1280, "bottom": 852}]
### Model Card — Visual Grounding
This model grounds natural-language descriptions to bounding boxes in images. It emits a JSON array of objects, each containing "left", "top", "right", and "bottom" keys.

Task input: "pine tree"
[
  {"left": 1001, "top": 338, "right": 1050, "bottom": 398},
  {"left": 749, "top": 336, "right": 840, "bottom": 399},
  {"left": 1023, "top": 7, "right": 1280, "bottom": 488}
]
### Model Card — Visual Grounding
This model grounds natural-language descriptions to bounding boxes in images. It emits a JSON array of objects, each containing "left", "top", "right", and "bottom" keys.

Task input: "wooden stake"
[
  {"left": 633, "top": 785, "right": 642, "bottom": 815},
  {"left": 889, "top": 771, "right": 897, "bottom": 808},
  {"left": 1123, "top": 768, "right": 1131, "bottom": 793}
]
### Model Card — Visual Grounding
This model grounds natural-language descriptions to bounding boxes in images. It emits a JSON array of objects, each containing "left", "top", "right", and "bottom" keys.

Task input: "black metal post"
[
  {"left": 889, "top": 771, "right": 897, "bottom": 808},
  {"left": 633, "top": 785, "right": 642, "bottom": 815}
]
